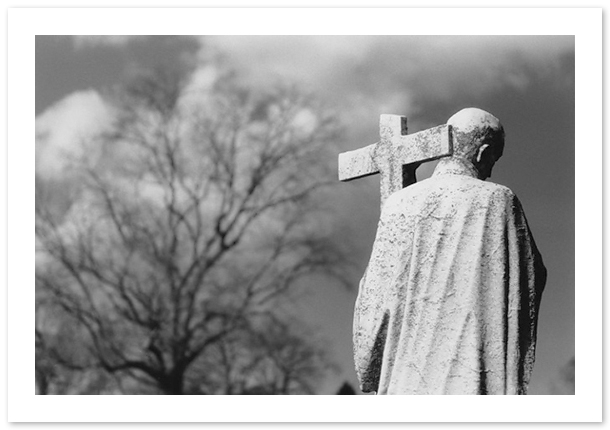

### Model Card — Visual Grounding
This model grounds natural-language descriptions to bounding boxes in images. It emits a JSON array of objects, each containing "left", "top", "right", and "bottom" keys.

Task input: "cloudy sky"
[{"left": 36, "top": 34, "right": 575, "bottom": 394}]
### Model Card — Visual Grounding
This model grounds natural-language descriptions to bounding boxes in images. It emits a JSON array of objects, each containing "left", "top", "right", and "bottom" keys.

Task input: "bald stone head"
[{"left": 447, "top": 108, "right": 505, "bottom": 180}]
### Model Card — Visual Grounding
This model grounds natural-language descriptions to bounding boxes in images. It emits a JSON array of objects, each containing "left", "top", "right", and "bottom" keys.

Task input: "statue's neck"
[{"left": 433, "top": 157, "right": 480, "bottom": 179}]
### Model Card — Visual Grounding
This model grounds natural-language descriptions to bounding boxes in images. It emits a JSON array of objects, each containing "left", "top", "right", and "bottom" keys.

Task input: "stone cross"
[{"left": 338, "top": 115, "right": 453, "bottom": 205}]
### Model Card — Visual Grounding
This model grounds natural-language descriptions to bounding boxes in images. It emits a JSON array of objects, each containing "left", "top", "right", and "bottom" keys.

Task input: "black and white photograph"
[
  {"left": 6, "top": 5, "right": 602, "bottom": 424},
  {"left": 34, "top": 33, "right": 575, "bottom": 397}
]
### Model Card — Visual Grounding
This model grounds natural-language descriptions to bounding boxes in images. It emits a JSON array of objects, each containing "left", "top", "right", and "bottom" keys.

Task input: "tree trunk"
[{"left": 161, "top": 373, "right": 184, "bottom": 395}]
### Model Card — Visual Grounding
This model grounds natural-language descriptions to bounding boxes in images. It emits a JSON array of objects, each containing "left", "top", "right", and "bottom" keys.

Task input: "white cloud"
[
  {"left": 190, "top": 35, "right": 573, "bottom": 158},
  {"left": 200, "top": 35, "right": 573, "bottom": 116},
  {"left": 72, "top": 35, "right": 146, "bottom": 50},
  {"left": 36, "top": 90, "right": 114, "bottom": 178},
  {"left": 179, "top": 65, "right": 219, "bottom": 109}
]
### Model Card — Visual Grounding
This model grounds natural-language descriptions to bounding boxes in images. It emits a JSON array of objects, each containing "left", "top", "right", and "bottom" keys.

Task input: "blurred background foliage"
[{"left": 36, "top": 66, "right": 349, "bottom": 394}]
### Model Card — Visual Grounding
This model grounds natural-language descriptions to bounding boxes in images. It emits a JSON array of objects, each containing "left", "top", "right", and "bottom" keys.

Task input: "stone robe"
[{"left": 353, "top": 159, "right": 546, "bottom": 395}]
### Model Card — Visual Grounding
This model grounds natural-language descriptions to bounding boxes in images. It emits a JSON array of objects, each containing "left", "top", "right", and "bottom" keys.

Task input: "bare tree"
[{"left": 35, "top": 69, "right": 345, "bottom": 394}]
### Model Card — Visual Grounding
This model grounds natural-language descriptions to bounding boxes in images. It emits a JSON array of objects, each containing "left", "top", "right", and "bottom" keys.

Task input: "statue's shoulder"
[
  {"left": 469, "top": 181, "right": 528, "bottom": 220},
  {"left": 384, "top": 178, "right": 434, "bottom": 204},
  {"left": 416, "top": 175, "right": 515, "bottom": 198},
  {"left": 384, "top": 177, "right": 518, "bottom": 214},
  {"left": 476, "top": 180, "right": 516, "bottom": 198}
]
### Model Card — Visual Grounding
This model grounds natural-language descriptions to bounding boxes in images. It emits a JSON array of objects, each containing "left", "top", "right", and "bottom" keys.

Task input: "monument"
[{"left": 340, "top": 108, "right": 546, "bottom": 395}]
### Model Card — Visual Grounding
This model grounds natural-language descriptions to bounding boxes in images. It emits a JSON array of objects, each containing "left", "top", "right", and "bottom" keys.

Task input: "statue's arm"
[
  {"left": 506, "top": 192, "right": 547, "bottom": 391},
  {"left": 510, "top": 194, "right": 547, "bottom": 293},
  {"left": 353, "top": 273, "right": 388, "bottom": 393},
  {"left": 353, "top": 199, "right": 401, "bottom": 393},
  {"left": 353, "top": 304, "right": 390, "bottom": 393}
]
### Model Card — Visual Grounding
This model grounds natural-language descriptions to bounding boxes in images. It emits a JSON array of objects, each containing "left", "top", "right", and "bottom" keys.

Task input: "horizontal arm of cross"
[
  {"left": 338, "top": 143, "right": 378, "bottom": 181},
  {"left": 338, "top": 123, "right": 452, "bottom": 182}
]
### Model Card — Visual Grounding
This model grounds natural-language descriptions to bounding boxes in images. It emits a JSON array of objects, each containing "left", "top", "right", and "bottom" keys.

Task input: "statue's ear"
[{"left": 476, "top": 144, "right": 491, "bottom": 163}]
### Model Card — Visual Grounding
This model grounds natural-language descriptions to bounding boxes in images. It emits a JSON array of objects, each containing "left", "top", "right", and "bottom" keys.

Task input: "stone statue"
[{"left": 341, "top": 108, "right": 546, "bottom": 395}]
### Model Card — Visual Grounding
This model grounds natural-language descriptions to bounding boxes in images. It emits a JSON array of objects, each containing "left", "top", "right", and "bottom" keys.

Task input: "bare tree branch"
[{"left": 35, "top": 69, "right": 345, "bottom": 394}]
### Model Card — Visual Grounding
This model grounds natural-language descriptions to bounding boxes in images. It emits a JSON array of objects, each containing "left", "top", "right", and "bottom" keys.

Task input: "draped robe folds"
[{"left": 353, "top": 159, "right": 547, "bottom": 395}]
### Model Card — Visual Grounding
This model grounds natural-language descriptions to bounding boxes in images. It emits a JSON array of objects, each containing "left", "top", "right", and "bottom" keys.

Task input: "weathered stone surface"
[
  {"left": 350, "top": 108, "right": 547, "bottom": 395},
  {"left": 338, "top": 115, "right": 452, "bottom": 205}
]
